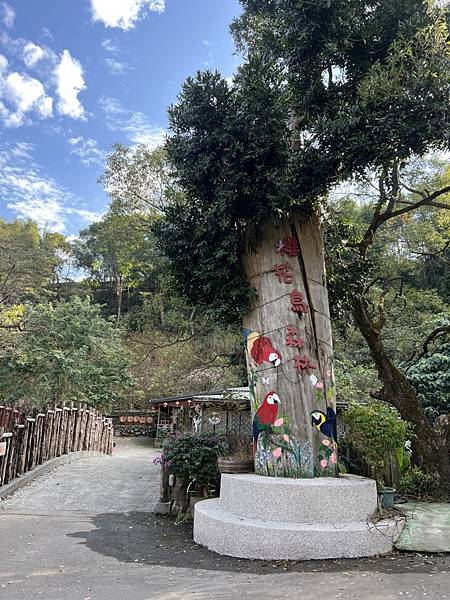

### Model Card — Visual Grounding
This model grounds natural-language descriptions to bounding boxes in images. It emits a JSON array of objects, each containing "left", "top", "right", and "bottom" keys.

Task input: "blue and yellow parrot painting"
[{"left": 310, "top": 407, "right": 337, "bottom": 442}]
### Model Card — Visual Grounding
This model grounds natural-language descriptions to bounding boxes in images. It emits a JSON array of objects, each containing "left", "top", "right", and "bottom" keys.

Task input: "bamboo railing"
[{"left": 0, "top": 404, "right": 114, "bottom": 488}]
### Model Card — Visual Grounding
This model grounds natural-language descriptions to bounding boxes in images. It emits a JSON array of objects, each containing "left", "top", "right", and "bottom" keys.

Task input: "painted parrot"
[
  {"left": 253, "top": 391, "right": 281, "bottom": 455},
  {"left": 243, "top": 329, "right": 282, "bottom": 368},
  {"left": 310, "top": 407, "right": 337, "bottom": 442}
]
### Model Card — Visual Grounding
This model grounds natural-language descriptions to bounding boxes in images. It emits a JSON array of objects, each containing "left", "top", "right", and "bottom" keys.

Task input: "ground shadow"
[{"left": 68, "top": 512, "right": 449, "bottom": 575}]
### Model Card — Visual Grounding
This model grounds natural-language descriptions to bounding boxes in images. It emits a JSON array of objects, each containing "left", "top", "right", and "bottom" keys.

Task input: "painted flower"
[
  {"left": 320, "top": 459, "right": 328, "bottom": 469},
  {"left": 322, "top": 439, "right": 331, "bottom": 447},
  {"left": 262, "top": 377, "right": 270, "bottom": 386},
  {"left": 330, "top": 452, "right": 337, "bottom": 464},
  {"left": 274, "top": 418, "right": 284, "bottom": 427},
  {"left": 283, "top": 434, "right": 289, "bottom": 442},
  {"left": 309, "top": 374, "right": 318, "bottom": 386},
  {"left": 315, "top": 381, "right": 324, "bottom": 390},
  {"left": 273, "top": 447, "right": 282, "bottom": 458}
]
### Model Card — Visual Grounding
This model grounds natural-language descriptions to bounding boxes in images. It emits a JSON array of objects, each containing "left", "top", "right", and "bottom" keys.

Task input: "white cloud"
[
  {"left": 4, "top": 72, "right": 49, "bottom": 112},
  {"left": 69, "top": 208, "right": 103, "bottom": 223},
  {"left": 91, "top": 0, "right": 165, "bottom": 30},
  {"left": 1, "top": 2, "right": 14, "bottom": 29},
  {"left": 0, "top": 71, "right": 53, "bottom": 127},
  {"left": 0, "top": 35, "right": 87, "bottom": 127},
  {"left": 101, "top": 38, "right": 119, "bottom": 53},
  {"left": 0, "top": 53, "right": 8, "bottom": 72},
  {"left": 0, "top": 142, "right": 101, "bottom": 233},
  {"left": 68, "top": 136, "right": 105, "bottom": 167},
  {"left": 22, "top": 42, "right": 46, "bottom": 68},
  {"left": 101, "top": 37, "right": 132, "bottom": 75},
  {"left": 99, "top": 96, "right": 165, "bottom": 147},
  {"left": 54, "top": 49, "right": 86, "bottom": 120},
  {"left": 105, "top": 57, "right": 132, "bottom": 75}
]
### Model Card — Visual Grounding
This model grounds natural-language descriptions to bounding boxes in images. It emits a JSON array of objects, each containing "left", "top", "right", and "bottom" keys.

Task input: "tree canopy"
[
  {"left": 0, "top": 297, "right": 133, "bottom": 410},
  {"left": 155, "top": 0, "right": 450, "bottom": 323}
]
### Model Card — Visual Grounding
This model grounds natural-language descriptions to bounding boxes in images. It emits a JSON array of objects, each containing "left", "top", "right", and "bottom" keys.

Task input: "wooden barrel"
[{"left": 217, "top": 459, "right": 254, "bottom": 475}]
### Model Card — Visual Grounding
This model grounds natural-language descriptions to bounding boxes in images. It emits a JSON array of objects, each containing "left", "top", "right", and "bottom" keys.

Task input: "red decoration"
[
  {"left": 294, "top": 355, "right": 316, "bottom": 375},
  {"left": 276, "top": 236, "right": 299, "bottom": 257},
  {"left": 290, "top": 289, "right": 309, "bottom": 314},
  {"left": 285, "top": 326, "right": 305, "bottom": 348},
  {"left": 250, "top": 335, "right": 282, "bottom": 367},
  {"left": 272, "top": 262, "right": 293, "bottom": 284}
]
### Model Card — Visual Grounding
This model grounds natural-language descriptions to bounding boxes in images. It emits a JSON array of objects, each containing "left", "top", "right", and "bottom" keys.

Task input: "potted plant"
[
  {"left": 217, "top": 434, "right": 254, "bottom": 474},
  {"left": 342, "top": 400, "right": 410, "bottom": 509}
]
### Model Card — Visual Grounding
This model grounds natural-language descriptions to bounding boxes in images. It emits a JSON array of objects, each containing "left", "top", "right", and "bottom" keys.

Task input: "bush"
[
  {"left": 342, "top": 400, "right": 410, "bottom": 487},
  {"left": 162, "top": 433, "right": 225, "bottom": 485},
  {"left": 399, "top": 466, "right": 435, "bottom": 498}
]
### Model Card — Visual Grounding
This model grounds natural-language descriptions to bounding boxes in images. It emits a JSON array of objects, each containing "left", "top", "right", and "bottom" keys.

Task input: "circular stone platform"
[{"left": 194, "top": 474, "right": 404, "bottom": 560}]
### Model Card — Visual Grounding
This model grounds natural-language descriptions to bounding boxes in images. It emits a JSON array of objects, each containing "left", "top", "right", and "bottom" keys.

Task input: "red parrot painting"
[
  {"left": 253, "top": 391, "right": 281, "bottom": 455},
  {"left": 244, "top": 329, "right": 282, "bottom": 367}
]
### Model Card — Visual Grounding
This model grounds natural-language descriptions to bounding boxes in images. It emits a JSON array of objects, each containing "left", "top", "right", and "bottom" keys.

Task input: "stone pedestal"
[{"left": 194, "top": 474, "right": 404, "bottom": 560}]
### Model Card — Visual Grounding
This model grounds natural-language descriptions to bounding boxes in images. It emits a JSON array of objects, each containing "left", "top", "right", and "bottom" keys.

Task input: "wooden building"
[{"left": 151, "top": 387, "right": 251, "bottom": 445}]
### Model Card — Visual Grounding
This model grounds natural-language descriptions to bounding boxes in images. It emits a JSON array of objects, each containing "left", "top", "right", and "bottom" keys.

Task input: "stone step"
[
  {"left": 194, "top": 499, "right": 404, "bottom": 561},
  {"left": 220, "top": 473, "right": 378, "bottom": 524}
]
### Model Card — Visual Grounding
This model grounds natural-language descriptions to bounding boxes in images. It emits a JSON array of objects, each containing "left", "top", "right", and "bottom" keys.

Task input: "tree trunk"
[
  {"left": 242, "top": 215, "right": 337, "bottom": 478},
  {"left": 353, "top": 296, "right": 450, "bottom": 495},
  {"left": 115, "top": 273, "right": 123, "bottom": 325}
]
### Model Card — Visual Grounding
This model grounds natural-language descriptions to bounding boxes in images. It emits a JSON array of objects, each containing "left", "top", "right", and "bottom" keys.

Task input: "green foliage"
[
  {"left": 233, "top": 0, "right": 449, "bottom": 177},
  {"left": 399, "top": 466, "right": 435, "bottom": 497},
  {"left": 0, "top": 297, "right": 133, "bottom": 410},
  {"left": 128, "top": 324, "right": 245, "bottom": 402},
  {"left": 333, "top": 355, "right": 379, "bottom": 404},
  {"left": 73, "top": 213, "right": 161, "bottom": 321},
  {"left": 155, "top": 0, "right": 450, "bottom": 323},
  {"left": 156, "top": 60, "right": 293, "bottom": 323},
  {"left": 403, "top": 322, "right": 450, "bottom": 417},
  {"left": 329, "top": 187, "right": 450, "bottom": 416},
  {"left": 100, "top": 143, "right": 170, "bottom": 218},
  {"left": 162, "top": 433, "right": 225, "bottom": 485},
  {"left": 342, "top": 400, "right": 410, "bottom": 486},
  {"left": 0, "top": 219, "right": 68, "bottom": 307}
]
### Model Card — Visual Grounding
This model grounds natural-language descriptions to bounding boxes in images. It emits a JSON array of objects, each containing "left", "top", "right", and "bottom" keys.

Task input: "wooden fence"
[{"left": 0, "top": 404, "right": 114, "bottom": 488}]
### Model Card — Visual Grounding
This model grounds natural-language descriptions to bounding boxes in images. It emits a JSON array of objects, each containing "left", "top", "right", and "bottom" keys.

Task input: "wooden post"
[{"left": 242, "top": 216, "right": 337, "bottom": 478}]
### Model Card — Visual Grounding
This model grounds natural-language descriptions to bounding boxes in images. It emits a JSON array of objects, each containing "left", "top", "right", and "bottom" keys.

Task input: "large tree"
[
  {"left": 155, "top": 0, "right": 450, "bottom": 487},
  {"left": 73, "top": 213, "right": 159, "bottom": 324}
]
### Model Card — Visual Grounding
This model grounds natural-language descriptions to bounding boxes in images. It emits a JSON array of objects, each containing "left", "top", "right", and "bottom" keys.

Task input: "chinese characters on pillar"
[
  {"left": 290, "top": 289, "right": 309, "bottom": 315},
  {"left": 294, "top": 355, "right": 316, "bottom": 375},
  {"left": 285, "top": 326, "right": 304, "bottom": 348},
  {"left": 271, "top": 239, "right": 315, "bottom": 377},
  {"left": 272, "top": 262, "right": 293, "bottom": 284},
  {"left": 276, "top": 236, "right": 299, "bottom": 257}
]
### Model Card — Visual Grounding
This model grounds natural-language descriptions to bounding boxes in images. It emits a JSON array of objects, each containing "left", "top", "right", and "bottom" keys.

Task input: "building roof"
[{"left": 150, "top": 387, "right": 250, "bottom": 407}]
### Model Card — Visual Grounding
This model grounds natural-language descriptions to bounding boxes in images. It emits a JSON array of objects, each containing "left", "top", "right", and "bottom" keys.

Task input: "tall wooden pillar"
[{"left": 242, "top": 215, "right": 337, "bottom": 477}]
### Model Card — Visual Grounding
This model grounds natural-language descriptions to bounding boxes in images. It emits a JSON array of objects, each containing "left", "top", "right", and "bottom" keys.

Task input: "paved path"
[{"left": 0, "top": 438, "right": 449, "bottom": 600}]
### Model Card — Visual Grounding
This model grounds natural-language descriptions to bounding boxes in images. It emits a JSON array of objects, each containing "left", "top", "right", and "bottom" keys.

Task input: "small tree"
[{"left": 0, "top": 297, "right": 133, "bottom": 410}]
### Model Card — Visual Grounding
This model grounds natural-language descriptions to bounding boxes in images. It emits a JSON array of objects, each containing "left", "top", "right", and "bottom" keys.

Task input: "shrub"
[
  {"left": 162, "top": 433, "right": 225, "bottom": 485},
  {"left": 399, "top": 466, "right": 435, "bottom": 498},
  {"left": 342, "top": 400, "right": 410, "bottom": 487}
]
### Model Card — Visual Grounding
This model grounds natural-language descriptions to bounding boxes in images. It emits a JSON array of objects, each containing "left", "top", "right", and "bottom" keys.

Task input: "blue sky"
[{"left": 0, "top": 0, "right": 241, "bottom": 236}]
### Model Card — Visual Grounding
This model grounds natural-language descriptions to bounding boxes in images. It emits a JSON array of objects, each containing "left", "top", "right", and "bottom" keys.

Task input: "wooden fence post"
[{"left": 0, "top": 403, "right": 114, "bottom": 489}]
